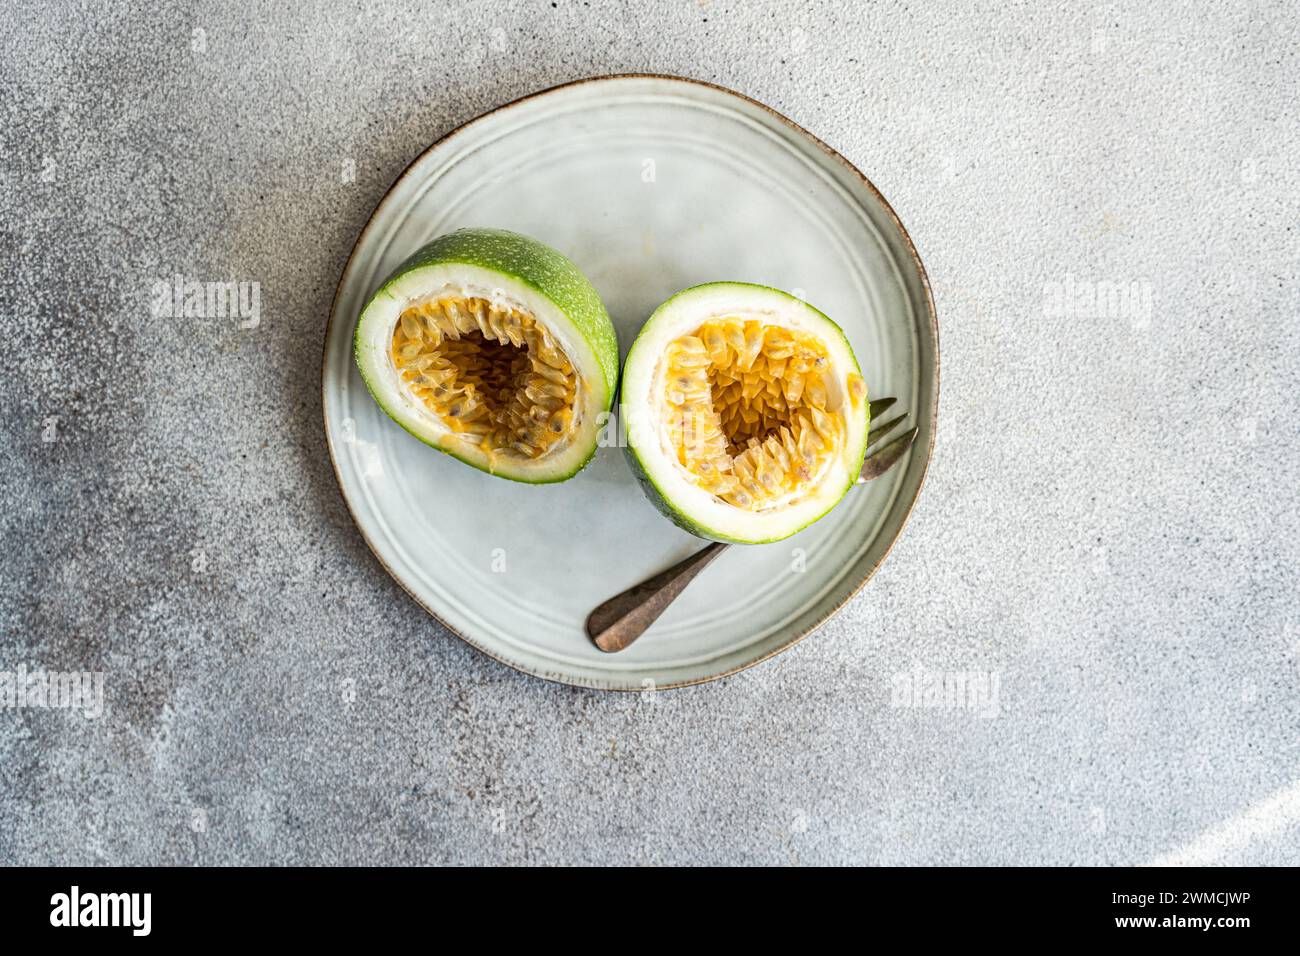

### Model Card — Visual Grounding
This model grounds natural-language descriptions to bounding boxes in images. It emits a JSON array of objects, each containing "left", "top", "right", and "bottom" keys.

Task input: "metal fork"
[{"left": 586, "top": 397, "right": 917, "bottom": 652}]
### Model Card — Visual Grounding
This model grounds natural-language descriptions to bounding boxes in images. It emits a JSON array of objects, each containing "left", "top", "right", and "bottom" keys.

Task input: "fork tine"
[
  {"left": 867, "top": 412, "right": 907, "bottom": 448},
  {"left": 868, "top": 397, "right": 896, "bottom": 419},
  {"left": 857, "top": 426, "right": 918, "bottom": 483}
]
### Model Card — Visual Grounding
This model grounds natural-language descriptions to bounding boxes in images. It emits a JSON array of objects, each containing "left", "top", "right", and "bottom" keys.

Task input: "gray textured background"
[{"left": 2, "top": 0, "right": 1297, "bottom": 865}]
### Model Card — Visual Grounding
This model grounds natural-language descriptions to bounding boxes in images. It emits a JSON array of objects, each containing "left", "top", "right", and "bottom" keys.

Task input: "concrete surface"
[{"left": 1, "top": 0, "right": 1297, "bottom": 866}]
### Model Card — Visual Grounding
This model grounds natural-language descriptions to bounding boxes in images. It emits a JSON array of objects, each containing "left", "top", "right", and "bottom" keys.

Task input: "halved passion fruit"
[
  {"left": 353, "top": 228, "right": 619, "bottom": 482},
  {"left": 622, "top": 283, "right": 870, "bottom": 543}
]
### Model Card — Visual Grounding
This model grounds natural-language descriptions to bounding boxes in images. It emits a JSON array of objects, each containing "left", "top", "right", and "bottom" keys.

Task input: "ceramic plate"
[{"left": 323, "top": 75, "right": 938, "bottom": 690}]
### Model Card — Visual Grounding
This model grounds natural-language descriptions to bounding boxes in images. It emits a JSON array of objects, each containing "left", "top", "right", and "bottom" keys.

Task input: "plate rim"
[{"left": 321, "top": 72, "right": 940, "bottom": 691}]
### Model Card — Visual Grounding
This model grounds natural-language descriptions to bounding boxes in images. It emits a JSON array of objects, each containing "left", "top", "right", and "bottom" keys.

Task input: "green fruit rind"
[
  {"left": 378, "top": 229, "right": 619, "bottom": 399},
  {"left": 623, "top": 443, "right": 757, "bottom": 544},
  {"left": 622, "top": 282, "right": 870, "bottom": 544},
  {"left": 353, "top": 228, "right": 618, "bottom": 484}
]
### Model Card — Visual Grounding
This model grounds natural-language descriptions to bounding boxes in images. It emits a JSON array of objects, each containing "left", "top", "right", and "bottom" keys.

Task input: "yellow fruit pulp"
[
  {"left": 390, "top": 296, "right": 580, "bottom": 459},
  {"left": 661, "top": 317, "right": 866, "bottom": 510}
]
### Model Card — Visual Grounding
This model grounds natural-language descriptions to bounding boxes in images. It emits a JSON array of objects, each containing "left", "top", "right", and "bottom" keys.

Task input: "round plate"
[{"left": 323, "top": 74, "right": 938, "bottom": 690}]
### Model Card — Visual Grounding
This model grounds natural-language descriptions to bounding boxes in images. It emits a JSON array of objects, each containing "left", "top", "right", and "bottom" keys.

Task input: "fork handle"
[{"left": 586, "top": 542, "right": 729, "bottom": 652}]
